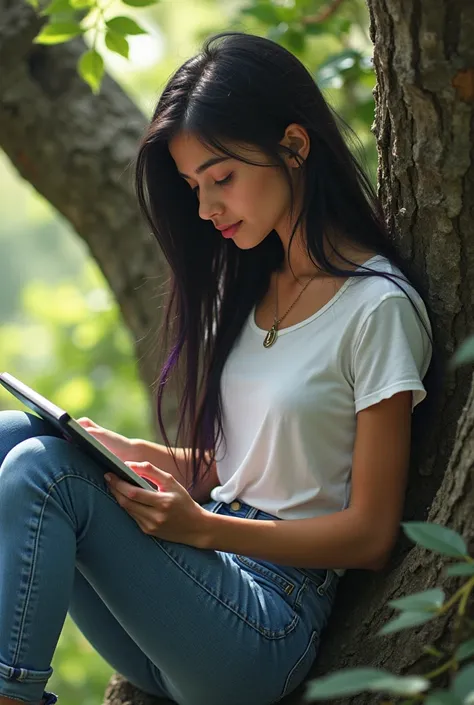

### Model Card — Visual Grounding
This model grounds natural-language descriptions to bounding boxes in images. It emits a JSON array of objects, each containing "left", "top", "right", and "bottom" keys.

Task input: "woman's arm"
[
  {"left": 134, "top": 440, "right": 219, "bottom": 504},
  {"left": 200, "top": 391, "right": 413, "bottom": 571}
]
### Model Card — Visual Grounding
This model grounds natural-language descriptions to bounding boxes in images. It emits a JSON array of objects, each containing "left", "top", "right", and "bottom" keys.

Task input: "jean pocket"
[
  {"left": 233, "top": 554, "right": 297, "bottom": 596},
  {"left": 296, "top": 567, "right": 335, "bottom": 596},
  {"left": 277, "top": 629, "right": 319, "bottom": 702}
]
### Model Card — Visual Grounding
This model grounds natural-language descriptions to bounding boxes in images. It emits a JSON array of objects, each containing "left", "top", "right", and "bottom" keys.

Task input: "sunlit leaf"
[
  {"left": 105, "top": 30, "right": 129, "bottom": 59},
  {"left": 78, "top": 49, "right": 104, "bottom": 94},
  {"left": 402, "top": 522, "right": 468, "bottom": 558},
  {"left": 106, "top": 16, "right": 147, "bottom": 35},
  {"left": 41, "top": 0, "right": 72, "bottom": 15},
  {"left": 69, "top": 0, "right": 94, "bottom": 7},
  {"left": 307, "top": 668, "right": 428, "bottom": 699},
  {"left": 378, "top": 610, "right": 434, "bottom": 635},
  {"left": 34, "top": 21, "right": 83, "bottom": 44},
  {"left": 121, "top": 0, "right": 159, "bottom": 6},
  {"left": 388, "top": 588, "right": 445, "bottom": 613}
]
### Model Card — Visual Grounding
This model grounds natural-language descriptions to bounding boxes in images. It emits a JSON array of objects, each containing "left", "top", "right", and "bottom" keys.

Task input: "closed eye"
[
  {"left": 216, "top": 173, "right": 233, "bottom": 186},
  {"left": 191, "top": 172, "right": 234, "bottom": 194}
]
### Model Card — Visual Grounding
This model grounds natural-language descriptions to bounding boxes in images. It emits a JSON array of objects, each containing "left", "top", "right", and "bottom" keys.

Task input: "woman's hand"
[
  {"left": 77, "top": 417, "right": 144, "bottom": 463},
  {"left": 104, "top": 461, "right": 210, "bottom": 548}
]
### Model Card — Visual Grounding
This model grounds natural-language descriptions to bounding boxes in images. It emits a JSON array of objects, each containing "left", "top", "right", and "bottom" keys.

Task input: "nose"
[{"left": 197, "top": 190, "right": 224, "bottom": 222}]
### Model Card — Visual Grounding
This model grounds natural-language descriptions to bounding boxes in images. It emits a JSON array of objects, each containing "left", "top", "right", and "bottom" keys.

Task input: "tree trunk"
[
  {"left": 300, "top": 0, "right": 474, "bottom": 701},
  {"left": 0, "top": 0, "right": 180, "bottom": 437},
  {"left": 0, "top": 0, "right": 473, "bottom": 704}
]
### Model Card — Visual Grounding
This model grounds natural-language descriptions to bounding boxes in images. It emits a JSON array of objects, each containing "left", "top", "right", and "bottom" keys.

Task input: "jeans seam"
[
  {"left": 12, "top": 468, "right": 113, "bottom": 665},
  {"left": 153, "top": 538, "right": 299, "bottom": 639},
  {"left": 277, "top": 629, "right": 318, "bottom": 701}
]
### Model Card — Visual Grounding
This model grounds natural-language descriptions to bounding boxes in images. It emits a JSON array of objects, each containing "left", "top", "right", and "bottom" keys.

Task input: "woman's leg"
[
  {"left": 0, "top": 411, "right": 325, "bottom": 705},
  {"left": 68, "top": 570, "right": 170, "bottom": 697}
]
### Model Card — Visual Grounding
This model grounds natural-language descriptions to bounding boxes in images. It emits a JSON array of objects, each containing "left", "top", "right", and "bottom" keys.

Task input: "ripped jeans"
[{"left": 0, "top": 410, "right": 338, "bottom": 705}]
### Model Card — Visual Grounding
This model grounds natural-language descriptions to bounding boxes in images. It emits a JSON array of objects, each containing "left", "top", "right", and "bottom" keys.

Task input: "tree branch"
[{"left": 302, "top": 0, "right": 345, "bottom": 26}]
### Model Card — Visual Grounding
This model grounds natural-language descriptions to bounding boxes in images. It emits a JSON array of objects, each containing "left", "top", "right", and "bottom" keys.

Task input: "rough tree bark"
[{"left": 0, "top": 0, "right": 473, "bottom": 703}]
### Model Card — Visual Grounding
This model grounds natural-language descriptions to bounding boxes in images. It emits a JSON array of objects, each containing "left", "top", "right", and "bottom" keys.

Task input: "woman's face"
[{"left": 168, "top": 131, "right": 298, "bottom": 247}]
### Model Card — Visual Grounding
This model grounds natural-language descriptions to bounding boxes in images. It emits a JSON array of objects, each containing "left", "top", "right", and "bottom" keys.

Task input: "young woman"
[{"left": 0, "top": 31, "right": 441, "bottom": 705}]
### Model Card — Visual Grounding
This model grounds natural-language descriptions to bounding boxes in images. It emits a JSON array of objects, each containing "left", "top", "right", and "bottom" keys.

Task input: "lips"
[{"left": 217, "top": 221, "right": 242, "bottom": 238}]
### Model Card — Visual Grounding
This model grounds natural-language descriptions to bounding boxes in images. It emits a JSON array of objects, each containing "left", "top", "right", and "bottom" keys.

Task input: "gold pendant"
[{"left": 263, "top": 324, "right": 278, "bottom": 348}]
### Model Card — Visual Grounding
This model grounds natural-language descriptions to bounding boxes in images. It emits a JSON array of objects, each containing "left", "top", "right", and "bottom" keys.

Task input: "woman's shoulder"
[{"left": 348, "top": 253, "right": 420, "bottom": 302}]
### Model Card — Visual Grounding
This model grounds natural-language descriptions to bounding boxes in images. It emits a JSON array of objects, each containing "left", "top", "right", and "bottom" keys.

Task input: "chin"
[{"left": 233, "top": 232, "right": 271, "bottom": 251}]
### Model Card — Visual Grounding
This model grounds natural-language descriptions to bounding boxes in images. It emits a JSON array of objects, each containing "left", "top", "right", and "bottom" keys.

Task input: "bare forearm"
[
  {"left": 200, "top": 507, "right": 387, "bottom": 570},
  {"left": 133, "top": 439, "right": 218, "bottom": 503}
]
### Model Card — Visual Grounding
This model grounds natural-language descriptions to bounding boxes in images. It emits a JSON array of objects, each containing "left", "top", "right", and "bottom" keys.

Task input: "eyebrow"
[{"left": 178, "top": 156, "right": 230, "bottom": 179}]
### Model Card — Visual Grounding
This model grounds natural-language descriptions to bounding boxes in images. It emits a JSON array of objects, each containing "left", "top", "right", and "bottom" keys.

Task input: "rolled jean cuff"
[{"left": 0, "top": 660, "right": 56, "bottom": 703}]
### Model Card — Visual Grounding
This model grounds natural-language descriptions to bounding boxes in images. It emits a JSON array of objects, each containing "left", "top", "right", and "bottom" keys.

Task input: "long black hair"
[{"left": 135, "top": 31, "right": 444, "bottom": 494}]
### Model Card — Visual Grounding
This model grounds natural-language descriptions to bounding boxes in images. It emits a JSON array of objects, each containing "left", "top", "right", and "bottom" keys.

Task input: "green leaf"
[
  {"left": 367, "top": 675, "right": 430, "bottom": 696},
  {"left": 241, "top": 2, "right": 282, "bottom": 24},
  {"left": 69, "top": 0, "right": 94, "bottom": 7},
  {"left": 105, "top": 30, "right": 129, "bottom": 59},
  {"left": 306, "top": 668, "right": 428, "bottom": 699},
  {"left": 379, "top": 610, "right": 435, "bottom": 635},
  {"left": 41, "top": 0, "right": 72, "bottom": 15},
  {"left": 284, "top": 27, "right": 305, "bottom": 53},
  {"left": 121, "top": 0, "right": 159, "bottom": 6},
  {"left": 402, "top": 522, "right": 468, "bottom": 558},
  {"left": 455, "top": 638, "right": 474, "bottom": 663},
  {"left": 25, "top": 0, "right": 39, "bottom": 8},
  {"left": 425, "top": 692, "right": 463, "bottom": 705},
  {"left": 450, "top": 335, "right": 474, "bottom": 369},
  {"left": 106, "top": 16, "right": 147, "bottom": 35},
  {"left": 317, "top": 49, "right": 360, "bottom": 74},
  {"left": 304, "top": 23, "right": 326, "bottom": 36},
  {"left": 445, "top": 563, "right": 474, "bottom": 577},
  {"left": 388, "top": 588, "right": 445, "bottom": 613},
  {"left": 452, "top": 664, "right": 474, "bottom": 702},
  {"left": 78, "top": 49, "right": 104, "bottom": 94},
  {"left": 33, "top": 21, "right": 83, "bottom": 44}
]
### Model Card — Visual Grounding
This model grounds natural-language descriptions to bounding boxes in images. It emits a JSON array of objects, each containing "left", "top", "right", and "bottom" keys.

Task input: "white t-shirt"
[{"left": 210, "top": 255, "right": 433, "bottom": 541}]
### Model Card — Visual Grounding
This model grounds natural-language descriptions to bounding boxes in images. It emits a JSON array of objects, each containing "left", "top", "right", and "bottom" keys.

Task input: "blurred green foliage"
[
  {"left": 0, "top": 0, "right": 377, "bottom": 702},
  {"left": 0, "top": 262, "right": 153, "bottom": 439}
]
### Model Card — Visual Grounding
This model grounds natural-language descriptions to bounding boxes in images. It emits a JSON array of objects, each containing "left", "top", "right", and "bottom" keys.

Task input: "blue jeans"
[{"left": 0, "top": 410, "right": 338, "bottom": 705}]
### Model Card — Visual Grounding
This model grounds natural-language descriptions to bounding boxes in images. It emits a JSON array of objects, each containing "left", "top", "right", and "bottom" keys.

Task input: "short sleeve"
[{"left": 352, "top": 294, "right": 432, "bottom": 414}]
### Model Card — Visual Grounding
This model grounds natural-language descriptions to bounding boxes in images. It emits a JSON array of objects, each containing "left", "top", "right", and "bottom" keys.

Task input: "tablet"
[{"left": 0, "top": 372, "right": 157, "bottom": 492}]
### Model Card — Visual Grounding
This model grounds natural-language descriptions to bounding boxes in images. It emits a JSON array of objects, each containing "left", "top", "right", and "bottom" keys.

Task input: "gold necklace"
[{"left": 263, "top": 271, "right": 319, "bottom": 348}]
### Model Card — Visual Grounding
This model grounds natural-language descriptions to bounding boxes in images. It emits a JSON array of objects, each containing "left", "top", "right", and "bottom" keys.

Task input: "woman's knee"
[
  {"left": 0, "top": 435, "right": 70, "bottom": 491},
  {"left": 0, "top": 410, "right": 51, "bottom": 466},
  {"left": 0, "top": 409, "right": 61, "bottom": 462}
]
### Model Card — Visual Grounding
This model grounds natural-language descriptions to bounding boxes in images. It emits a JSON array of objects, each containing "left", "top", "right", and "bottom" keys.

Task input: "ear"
[{"left": 279, "top": 123, "right": 310, "bottom": 168}]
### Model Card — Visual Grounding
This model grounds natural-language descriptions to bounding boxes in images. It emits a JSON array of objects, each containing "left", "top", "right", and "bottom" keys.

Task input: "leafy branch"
[
  {"left": 306, "top": 522, "right": 474, "bottom": 704},
  {"left": 25, "top": 0, "right": 157, "bottom": 93}
]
